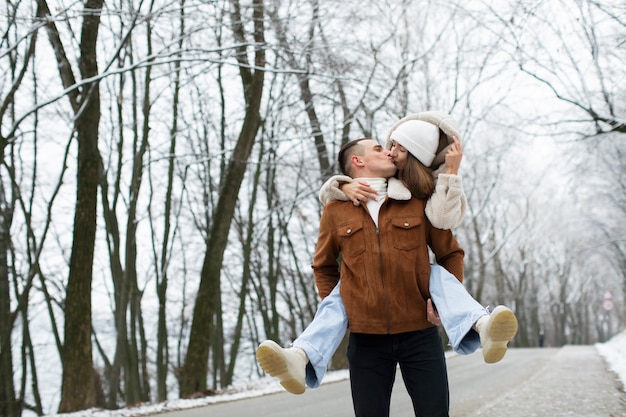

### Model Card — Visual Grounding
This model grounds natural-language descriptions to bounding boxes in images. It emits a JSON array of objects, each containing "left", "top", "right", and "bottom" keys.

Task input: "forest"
[{"left": 0, "top": 0, "right": 624, "bottom": 415}]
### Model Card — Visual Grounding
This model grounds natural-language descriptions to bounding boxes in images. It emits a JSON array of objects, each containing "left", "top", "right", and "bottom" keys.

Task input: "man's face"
[{"left": 358, "top": 139, "right": 397, "bottom": 178}]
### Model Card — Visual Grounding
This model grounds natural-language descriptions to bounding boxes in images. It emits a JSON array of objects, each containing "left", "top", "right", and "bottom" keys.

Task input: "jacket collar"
[{"left": 387, "top": 177, "right": 412, "bottom": 200}]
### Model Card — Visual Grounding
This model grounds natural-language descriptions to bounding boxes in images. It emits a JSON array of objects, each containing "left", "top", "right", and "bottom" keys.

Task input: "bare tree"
[
  {"left": 32, "top": 0, "right": 106, "bottom": 411},
  {"left": 96, "top": 0, "right": 162, "bottom": 406},
  {"left": 0, "top": 5, "right": 26, "bottom": 415},
  {"left": 267, "top": 0, "right": 333, "bottom": 178},
  {"left": 179, "top": 0, "right": 266, "bottom": 396},
  {"left": 145, "top": 0, "right": 188, "bottom": 401},
  {"left": 0, "top": 159, "right": 20, "bottom": 417}
]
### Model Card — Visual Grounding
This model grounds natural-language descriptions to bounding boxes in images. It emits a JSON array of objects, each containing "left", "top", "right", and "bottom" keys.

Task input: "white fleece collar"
[{"left": 387, "top": 177, "right": 412, "bottom": 200}]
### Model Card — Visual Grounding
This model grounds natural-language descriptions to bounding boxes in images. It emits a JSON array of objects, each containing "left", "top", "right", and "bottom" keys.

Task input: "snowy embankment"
[{"left": 595, "top": 330, "right": 626, "bottom": 391}]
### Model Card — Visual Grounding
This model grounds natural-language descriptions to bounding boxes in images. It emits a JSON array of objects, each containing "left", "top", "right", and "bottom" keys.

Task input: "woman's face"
[{"left": 389, "top": 140, "right": 408, "bottom": 169}]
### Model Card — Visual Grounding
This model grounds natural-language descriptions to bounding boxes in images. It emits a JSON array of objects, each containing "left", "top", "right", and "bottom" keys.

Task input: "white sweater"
[{"left": 318, "top": 173, "right": 467, "bottom": 230}]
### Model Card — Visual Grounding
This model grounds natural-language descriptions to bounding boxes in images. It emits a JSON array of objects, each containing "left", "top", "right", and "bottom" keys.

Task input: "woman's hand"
[
  {"left": 340, "top": 180, "right": 378, "bottom": 206},
  {"left": 445, "top": 136, "right": 463, "bottom": 175}
]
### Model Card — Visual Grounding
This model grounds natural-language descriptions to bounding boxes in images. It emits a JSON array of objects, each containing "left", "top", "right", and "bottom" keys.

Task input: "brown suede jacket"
[{"left": 312, "top": 178, "right": 464, "bottom": 335}]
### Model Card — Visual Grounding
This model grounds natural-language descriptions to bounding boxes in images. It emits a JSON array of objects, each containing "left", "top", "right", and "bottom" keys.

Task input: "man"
[{"left": 311, "top": 138, "right": 463, "bottom": 417}]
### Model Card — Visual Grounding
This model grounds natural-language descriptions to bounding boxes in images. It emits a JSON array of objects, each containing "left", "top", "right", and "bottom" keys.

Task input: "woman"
[{"left": 256, "top": 111, "right": 518, "bottom": 395}]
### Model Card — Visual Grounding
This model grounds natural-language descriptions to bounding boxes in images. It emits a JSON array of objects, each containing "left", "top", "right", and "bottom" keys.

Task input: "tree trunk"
[
  {"left": 58, "top": 97, "right": 100, "bottom": 413},
  {"left": 0, "top": 157, "right": 19, "bottom": 417},
  {"left": 154, "top": 0, "right": 185, "bottom": 401},
  {"left": 55, "top": 0, "right": 104, "bottom": 411},
  {"left": 179, "top": 0, "right": 265, "bottom": 397}
]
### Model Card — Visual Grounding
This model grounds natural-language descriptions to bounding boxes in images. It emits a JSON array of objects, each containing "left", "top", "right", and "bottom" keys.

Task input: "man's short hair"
[{"left": 338, "top": 138, "right": 368, "bottom": 177}]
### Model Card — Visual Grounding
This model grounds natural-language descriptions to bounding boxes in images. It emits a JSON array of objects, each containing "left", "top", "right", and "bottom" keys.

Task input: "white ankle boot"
[
  {"left": 475, "top": 306, "right": 518, "bottom": 364},
  {"left": 256, "top": 340, "right": 308, "bottom": 394}
]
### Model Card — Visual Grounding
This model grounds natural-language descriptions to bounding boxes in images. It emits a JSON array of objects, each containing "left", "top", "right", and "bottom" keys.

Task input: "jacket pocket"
[
  {"left": 336, "top": 221, "right": 365, "bottom": 257},
  {"left": 391, "top": 216, "right": 422, "bottom": 251}
]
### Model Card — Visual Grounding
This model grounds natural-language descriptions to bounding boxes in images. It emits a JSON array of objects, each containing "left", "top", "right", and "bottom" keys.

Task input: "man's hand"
[{"left": 427, "top": 299, "right": 441, "bottom": 326}]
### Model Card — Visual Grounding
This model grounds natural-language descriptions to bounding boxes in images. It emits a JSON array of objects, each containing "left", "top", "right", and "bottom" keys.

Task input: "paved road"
[{"left": 155, "top": 346, "right": 625, "bottom": 417}]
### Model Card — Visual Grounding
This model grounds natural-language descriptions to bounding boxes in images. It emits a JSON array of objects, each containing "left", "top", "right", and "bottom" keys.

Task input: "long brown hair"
[{"left": 396, "top": 153, "right": 435, "bottom": 199}]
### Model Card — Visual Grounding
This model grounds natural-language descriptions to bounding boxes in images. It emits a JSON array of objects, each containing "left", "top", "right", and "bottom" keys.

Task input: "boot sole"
[
  {"left": 256, "top": 341, "right": 306, "bottom": 394},
  {"left": 483, "top": 306, "right": 519, "bottom": 364}
]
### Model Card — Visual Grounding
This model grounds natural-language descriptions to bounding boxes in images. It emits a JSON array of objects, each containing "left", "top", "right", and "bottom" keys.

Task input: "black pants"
[{"left": 347, "top": 327, "right": 449, "bottom": 417}]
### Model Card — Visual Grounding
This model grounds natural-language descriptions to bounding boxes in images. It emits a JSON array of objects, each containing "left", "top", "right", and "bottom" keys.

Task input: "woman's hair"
[
  {"left": 430, "top": 128, "right": 450, "bottom": 171},
  {"left": 396, "top": 152, "right": 435, "bottom": 199}
]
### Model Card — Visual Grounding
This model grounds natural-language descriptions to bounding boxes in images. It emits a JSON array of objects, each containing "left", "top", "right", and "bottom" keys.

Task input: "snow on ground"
[
  {"left": 51, "top": 369, "right": 350, "bottom": 417},
  {"left": 49, "top": 331, "right": 626, "bottom": 417},
  {"left": 596, "top": 330, "right": 626, "bottom": 391}
]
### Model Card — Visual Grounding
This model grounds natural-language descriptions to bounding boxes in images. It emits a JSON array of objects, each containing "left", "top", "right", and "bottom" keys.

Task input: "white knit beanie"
[
  {"left": 386, "top": 111, "right": 461, "bottom": 169},
  {"left": 389, "top": 120, "right": 440, "bottom": 166}
]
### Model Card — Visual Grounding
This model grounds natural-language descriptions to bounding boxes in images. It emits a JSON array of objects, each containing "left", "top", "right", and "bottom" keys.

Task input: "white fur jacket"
[{"left": 318, "top": 172, "right": 467, "bottom": 230}]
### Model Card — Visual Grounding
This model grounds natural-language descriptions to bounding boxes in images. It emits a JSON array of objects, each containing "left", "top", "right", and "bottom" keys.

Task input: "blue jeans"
[{"left": 292, "top": 264, "right": 487, "bottom": 388}]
